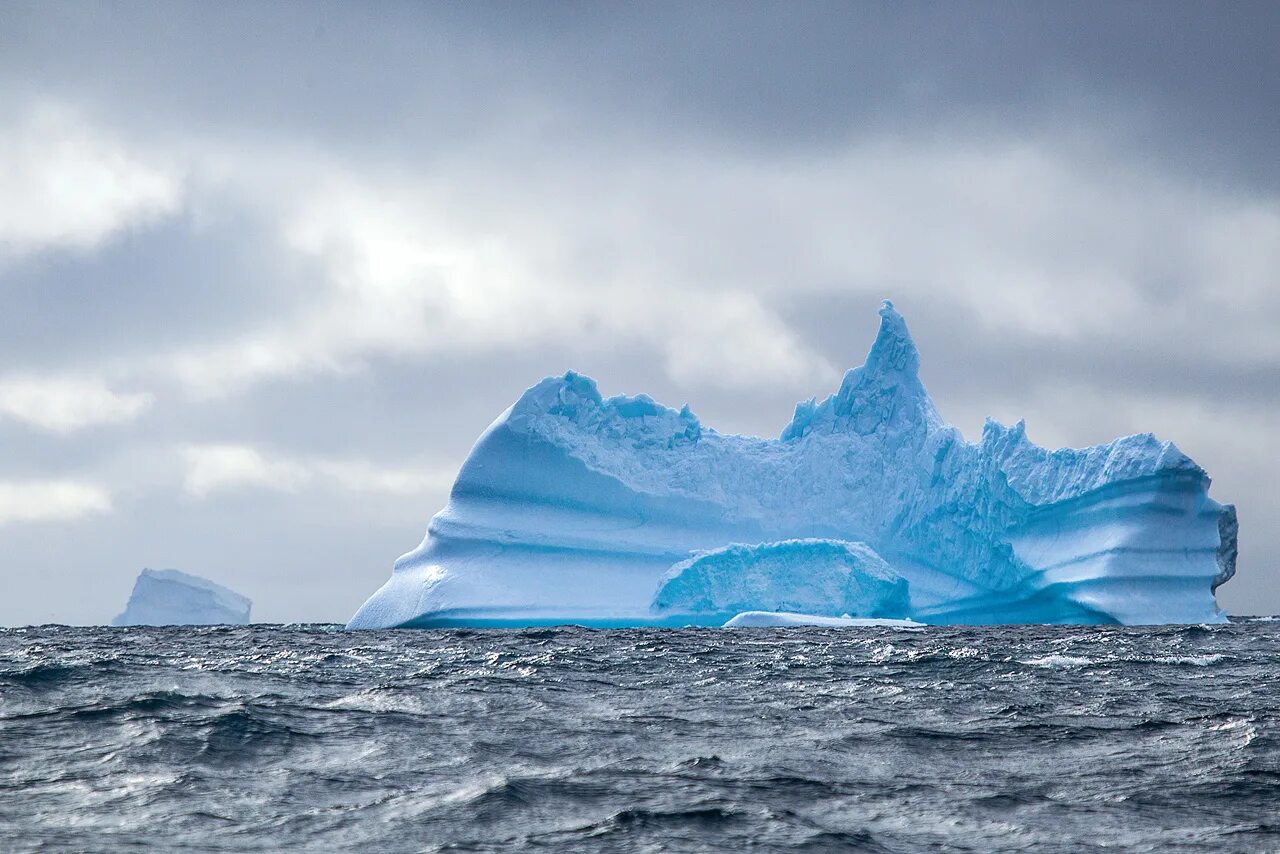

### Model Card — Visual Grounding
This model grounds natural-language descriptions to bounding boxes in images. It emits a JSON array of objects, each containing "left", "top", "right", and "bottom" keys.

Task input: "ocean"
[{"left": 2, "top": 621, "right": 1277, "bottom": 852}]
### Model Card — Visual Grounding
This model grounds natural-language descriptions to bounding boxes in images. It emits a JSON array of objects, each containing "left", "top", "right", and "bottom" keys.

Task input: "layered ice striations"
[
  {"left": 348, "top": 301, "right": 1237, "bottom": 629},
  {"left": 113, "top": 568, "right": 251, "bottom": 626}
]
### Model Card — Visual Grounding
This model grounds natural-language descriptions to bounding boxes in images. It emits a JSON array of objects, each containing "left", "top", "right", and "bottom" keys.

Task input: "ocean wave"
[
  {"left": 1020, "top": 654, "right": 1095, "bottom": 668},
  {"left": 1, "top": 621, "right": 1277, "bottom": 852}
]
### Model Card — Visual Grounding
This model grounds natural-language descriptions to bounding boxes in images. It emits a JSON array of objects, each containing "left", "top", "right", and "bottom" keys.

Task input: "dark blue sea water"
[{"left": 2, "top": 621, "right": 1278, "bottom": 852}]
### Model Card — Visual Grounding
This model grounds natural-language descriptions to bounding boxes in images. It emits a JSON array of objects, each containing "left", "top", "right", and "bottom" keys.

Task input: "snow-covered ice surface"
[
  {"left": 112, "top": 569, "right": 251, "bottom": 626},
  {"left": 348, "top": 301, "right": 1237, "bottom": 629}
]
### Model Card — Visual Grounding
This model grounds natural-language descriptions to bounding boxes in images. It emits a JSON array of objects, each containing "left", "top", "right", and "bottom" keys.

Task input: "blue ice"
[{"left": 348, "top": 301, "right": 1236, "bottom": 629}]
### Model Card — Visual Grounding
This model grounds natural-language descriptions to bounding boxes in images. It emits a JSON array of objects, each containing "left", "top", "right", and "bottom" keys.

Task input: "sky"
[{"left": 0, "top": 1, "right": 1277, "bottom": 625}]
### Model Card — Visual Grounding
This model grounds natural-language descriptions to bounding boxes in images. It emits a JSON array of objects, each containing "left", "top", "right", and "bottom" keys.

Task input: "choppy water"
[{"left": 2, "top": 621, "right": 1278, "bottom": 852}]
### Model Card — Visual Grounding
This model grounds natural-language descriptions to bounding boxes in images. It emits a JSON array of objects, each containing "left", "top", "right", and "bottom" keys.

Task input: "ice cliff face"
[
  {"left": 348, "top": 301, "right": 1237, "bottom": 629},
  {"left": 113, "top": 569, "right": 251, "bottom": 626}
]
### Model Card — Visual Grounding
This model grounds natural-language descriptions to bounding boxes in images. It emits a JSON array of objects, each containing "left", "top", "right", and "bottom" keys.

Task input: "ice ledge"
[
  {"left": 652, "top": 539, "right": 910, "bottom": 622},
  {"left": 724, "top": 611, "right": 925, "bottom": 629}
]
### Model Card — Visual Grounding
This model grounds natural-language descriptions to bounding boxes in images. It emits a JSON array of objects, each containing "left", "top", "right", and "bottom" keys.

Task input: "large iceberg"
[
  {"left": 348, "top": 301, "right": 1237, "bottom": 629},
  {"left": 113, "top": 568, "right": 251, "bottom": 626}
]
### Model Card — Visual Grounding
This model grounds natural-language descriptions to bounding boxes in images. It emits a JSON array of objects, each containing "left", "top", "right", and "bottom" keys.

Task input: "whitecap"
[{"left": 1020, "top": 655, "right": 1093, "bottom": 668}]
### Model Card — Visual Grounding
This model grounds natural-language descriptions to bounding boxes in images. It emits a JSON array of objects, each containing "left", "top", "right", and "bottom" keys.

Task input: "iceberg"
[
  {"left": 113, "top": 568, "right": 251, "bottom": 626},
  {"left": 348, "top": 300, "right": 1237, "bottom": 629}
]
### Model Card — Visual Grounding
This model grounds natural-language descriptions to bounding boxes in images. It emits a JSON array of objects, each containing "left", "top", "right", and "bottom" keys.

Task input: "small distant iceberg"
[
  {"left": 113, "top": 569, "right": 251, "bottom": 626},
  {"left": 724, "top": 611, "right": 924, "bottom": 628}
]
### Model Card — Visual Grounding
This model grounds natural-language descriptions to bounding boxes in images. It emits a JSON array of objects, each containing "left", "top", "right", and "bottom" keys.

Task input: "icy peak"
[
  {"left": 782, "top": 299, "right": 939, "bottom": 440},
  {"left": 863, "top": 299, "right": 921, "bottom": 382}
]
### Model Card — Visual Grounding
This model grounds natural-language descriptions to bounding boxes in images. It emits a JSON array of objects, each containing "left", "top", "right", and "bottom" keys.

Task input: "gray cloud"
[
  {"left": 5, "top": 3, "right": 1277, "bottom": 179},
  {"left": 0, "top": 2, "right": 1276, "bottom": 624}
]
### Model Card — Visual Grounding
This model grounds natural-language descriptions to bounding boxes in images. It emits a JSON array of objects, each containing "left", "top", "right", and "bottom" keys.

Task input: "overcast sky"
[{"left": 1, "top": 1, "right": 1277, "bottom": 624}]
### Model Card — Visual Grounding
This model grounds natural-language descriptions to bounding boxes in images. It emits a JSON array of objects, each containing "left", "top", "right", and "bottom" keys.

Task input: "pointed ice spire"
[
  {"left": 782, "top": 300, "right": 940, "bottom": 439},
  {"left": 863, "top": 299, "right": 920, "bottom": 381},
  {"left": 832, "top": 299, "right": 924, "bottom": 404}
]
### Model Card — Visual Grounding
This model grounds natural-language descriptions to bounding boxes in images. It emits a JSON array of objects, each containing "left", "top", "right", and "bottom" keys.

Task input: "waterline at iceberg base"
[{"left": 348, "top": 301, "right": 1237, "bottom": 629}]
